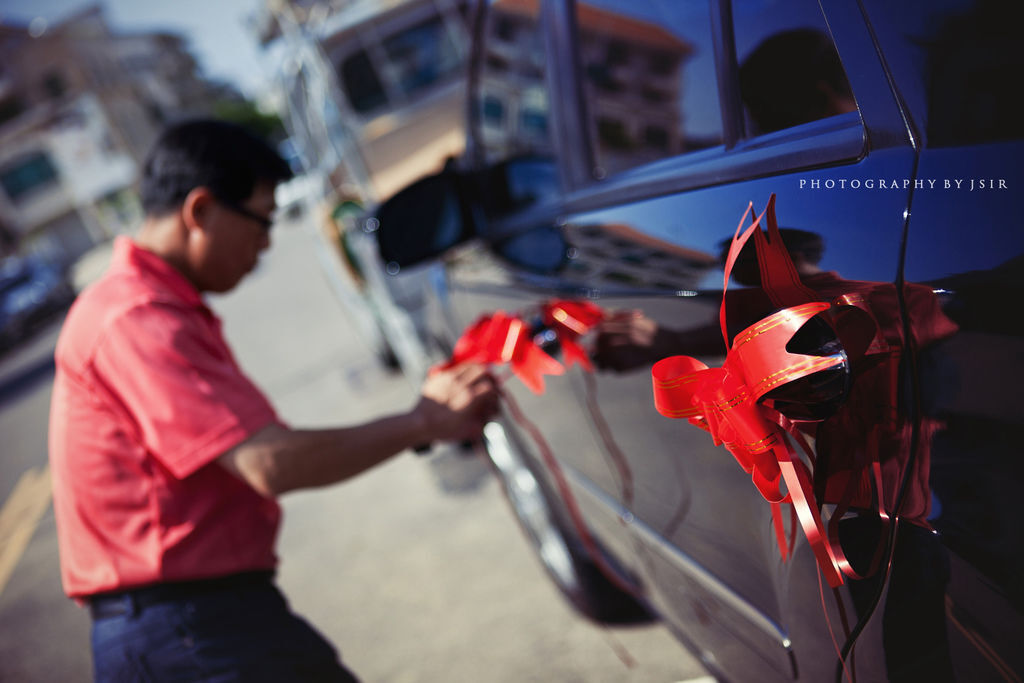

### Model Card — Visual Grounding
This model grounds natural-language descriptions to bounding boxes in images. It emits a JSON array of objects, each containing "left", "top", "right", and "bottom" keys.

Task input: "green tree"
[{"left": 212, "top": 99, "right": 286, "bottom": 144}]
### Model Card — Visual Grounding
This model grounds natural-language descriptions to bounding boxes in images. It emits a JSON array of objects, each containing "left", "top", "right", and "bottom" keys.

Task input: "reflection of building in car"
[
  {"left": 475, "top": 0, "right": 550, "bottom": 160},
  {"left": 264, "top": 0, "right": 474, "bottom": 204},
  {"left": 576, "top": 2, "right": 695, "bottom": 160},
  {"left": 478, "top": 0, "right": 698, "bottom": 169},
  {"left": 564, "top": 222, "right": 717, "bottom": 291}
]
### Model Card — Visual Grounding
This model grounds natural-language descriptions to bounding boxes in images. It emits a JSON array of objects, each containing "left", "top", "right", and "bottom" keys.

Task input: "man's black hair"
[
  {"left": 717, "top": 228, "right": 825, "bottom": 287},
  {"left": 739, "top": 29, "right": 853, "bottom": 135},
  {"left": 139, "top": 119, "right": 293, "bottom": 216}
]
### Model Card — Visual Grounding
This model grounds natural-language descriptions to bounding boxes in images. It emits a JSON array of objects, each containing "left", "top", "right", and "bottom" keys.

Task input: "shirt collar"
[{"left": 111, "top": 237, "right": 206, "bottom": 309}]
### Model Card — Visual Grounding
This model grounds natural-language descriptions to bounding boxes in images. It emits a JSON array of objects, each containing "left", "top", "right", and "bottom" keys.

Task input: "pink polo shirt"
[{"left": 49, "top": 238, "right": 282, "bottom": 599}]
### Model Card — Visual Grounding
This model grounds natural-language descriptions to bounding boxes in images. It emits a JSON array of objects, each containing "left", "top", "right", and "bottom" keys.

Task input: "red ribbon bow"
[
  {"left": 439, "top": 302, "right": 643, "bottom": 599},
  {"left": 650, "top": 197, "right": 855, "bottom": 588},
  {"left": 441, "top": 301, "right": 607, "bottom": 393},
  {"left": 440, "top": 311, "right": 565, "bottom": 394},
  {"left": 541, "top": 300, "right": 605, "bottom": 372},
  {"left": 653, "top": 303, "right": 847, "bottom": 586}
]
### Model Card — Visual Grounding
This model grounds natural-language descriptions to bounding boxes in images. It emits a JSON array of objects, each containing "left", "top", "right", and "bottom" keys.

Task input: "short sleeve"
[{"left": 92, "top": 303, "right": 279, "bottom": 479}]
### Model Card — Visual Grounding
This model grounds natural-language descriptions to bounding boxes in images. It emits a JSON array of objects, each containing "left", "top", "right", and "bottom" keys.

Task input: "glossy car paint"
[{"left": 377, "top": 0, "right": 1023, "bottom": 680}]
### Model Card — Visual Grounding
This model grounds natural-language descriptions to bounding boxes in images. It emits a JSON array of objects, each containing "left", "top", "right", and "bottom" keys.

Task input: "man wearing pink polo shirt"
[{"left": 48, "top": 119, "right": 497, "bottom": 682}]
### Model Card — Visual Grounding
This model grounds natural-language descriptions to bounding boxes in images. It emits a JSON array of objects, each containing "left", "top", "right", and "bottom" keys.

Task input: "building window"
[
  {"left": 43, "top": 72, "right": 67, "bottom": 99},
  {"left": 382, "top": 16, "right": 462, "bottom": 99},
  {"left": 643, "top": 124, "right": 669, "bottom": 148},
  {"left": 606, "top": 40, "right": 630, "bottom": 66},
  {"left": 340, "top": 50, "right": 388, "bottom": 114},
  {"left": 575, "top": 0, "right": 723, "bottom": 178},
  {"left": 648, "top": 49, "right": 675, "bottom": 76},
  {"left": 0, "top": 97, "right": 25, "bottom": 126},
  {"left": 495, "top": 17, "right": 516, "bottom": 42},
  {"left": 482, "top": 94, "right": 505, "bottom": 124},
  {"left": 520, "top": 108, "right": 547, "bottom": 135},
  {"left": 0, "top": 152, "right": 59, "bottom": 202},
  {"left": 475, "top": 1, "right": 555, "bottom": 162},
  {"left": 597, "top": 117, "right": 631, "bottom": 150}
]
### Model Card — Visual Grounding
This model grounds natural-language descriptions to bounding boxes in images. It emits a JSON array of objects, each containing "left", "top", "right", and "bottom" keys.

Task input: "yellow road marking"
[{"left": 0, "top": 465, "right": 53, "bottom": 598}]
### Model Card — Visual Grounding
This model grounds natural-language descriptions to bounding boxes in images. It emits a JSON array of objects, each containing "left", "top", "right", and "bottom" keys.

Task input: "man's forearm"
[
  {"left": 218, "top": 363, "right": 496, "bottom": 497},
  {"left": 219, "top": 412, "right": 430, "bottom": 497}
]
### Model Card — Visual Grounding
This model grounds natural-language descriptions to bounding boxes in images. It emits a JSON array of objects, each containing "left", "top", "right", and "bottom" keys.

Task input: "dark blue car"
[{"left": 371, "top": 1, "right": 1024, "bottom": 680}]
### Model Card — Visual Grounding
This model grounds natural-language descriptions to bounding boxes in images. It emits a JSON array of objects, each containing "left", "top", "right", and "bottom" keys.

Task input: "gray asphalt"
[{"left": 0, "top": 208, "right": 711, "bottom": 682}]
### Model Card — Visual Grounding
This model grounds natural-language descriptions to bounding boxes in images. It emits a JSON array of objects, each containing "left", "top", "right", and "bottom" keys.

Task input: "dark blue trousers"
[{"left": 89, "top": 573, "right": 360, "bottom": 682}]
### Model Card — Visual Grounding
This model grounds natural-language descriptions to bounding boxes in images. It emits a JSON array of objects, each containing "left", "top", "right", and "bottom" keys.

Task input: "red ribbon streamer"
[
  {"left": 652, "top": 303, "right": 848, "bottom": 586},
  {"left": 542, "top": 300, "right": 605, "bottom": 372},
  {"left": 439, "top": 301, "right": 646, "bottom": 598},
  {"left": 439, "top": 311, "right": 564, "bottom": 394},
  {"left": 541, "top": 300, "right": 637, "bottom": 511},
  {"left": 651, "top": 197, "right": 866, "bottom": 588}
]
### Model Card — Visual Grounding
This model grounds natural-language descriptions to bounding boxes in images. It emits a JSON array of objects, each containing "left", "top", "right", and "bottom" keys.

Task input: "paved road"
[{"left": 0, "top": 211, "right": 712, "bottom": 682}]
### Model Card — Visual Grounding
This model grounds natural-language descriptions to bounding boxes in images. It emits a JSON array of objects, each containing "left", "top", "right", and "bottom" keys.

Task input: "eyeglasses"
[{"left": 216, "top": 197, "right": 275, "bottom": 232}]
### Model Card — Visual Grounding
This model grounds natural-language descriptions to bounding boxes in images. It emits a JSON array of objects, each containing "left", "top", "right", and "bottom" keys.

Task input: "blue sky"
[{"left": 0, "top": 0, "right": 272, "bottom": 97}]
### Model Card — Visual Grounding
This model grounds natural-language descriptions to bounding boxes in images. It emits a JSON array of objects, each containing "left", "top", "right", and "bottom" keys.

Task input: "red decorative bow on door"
[
  {"left": 653, "top": 301, "right": 848, "bottom": 586},
  {"left": 651, "top": 196, "right": 861, "bottom": 588}
]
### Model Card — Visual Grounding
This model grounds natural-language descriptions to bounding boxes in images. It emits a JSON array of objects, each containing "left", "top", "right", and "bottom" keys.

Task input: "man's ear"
[{"left": 181, "top": 187, "right": 215, "bottom": 234}]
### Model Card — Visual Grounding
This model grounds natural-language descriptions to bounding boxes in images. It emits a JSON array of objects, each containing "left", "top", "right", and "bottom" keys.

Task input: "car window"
[
  {"left": 0, "top": 151, "right": 59, "bottom": 203},
  {"left": 337, "top": 10, "right": 466, "bottom": 116},
  {"left": 382, "top": 15, "right": 463, "bottom": 99},
  {"left": 733, "top": 0, "right": 856, "bottom": 137},
  {"left": 339, "top": 49, "right": 389, "bottom": 115},
  {"left": 573, "top": 0, "right": 724, "bottom": 180}
]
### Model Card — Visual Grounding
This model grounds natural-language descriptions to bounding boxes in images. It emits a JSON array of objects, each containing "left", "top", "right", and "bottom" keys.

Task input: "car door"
[
  {"left": 860, "top": 1, "right": 1024, "bottom": 679},
  {"left": 433, "top": 0, "right": 646, "bottom": 572},
  {"left": 543, "top": 1, "right": 921, "bottom": 680},
  {"left": 378, "top": 0, "right": 1023, "bottom": 680}
]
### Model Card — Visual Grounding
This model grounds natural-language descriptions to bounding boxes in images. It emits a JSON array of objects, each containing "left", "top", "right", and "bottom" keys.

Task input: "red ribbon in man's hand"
[
  {"left": 439, "top": 311, "right": 564, "bottom": 394},
  {"left": 439, "top": 302, "right": 644, "bottom": 599},
  {"left": 541, "top": 300, "right": 606, "bottom": 372}
]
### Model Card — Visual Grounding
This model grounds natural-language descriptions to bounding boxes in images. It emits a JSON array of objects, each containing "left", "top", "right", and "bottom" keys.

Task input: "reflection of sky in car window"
[
  {"left": 572, "top": 170, "right": 918, "bottom": 291},
  {"left": 573, "top": 0, "right": 1023, "bottom": 288},
  {"left": 581, "top": 0, "right": 850, "bottom": 140}
]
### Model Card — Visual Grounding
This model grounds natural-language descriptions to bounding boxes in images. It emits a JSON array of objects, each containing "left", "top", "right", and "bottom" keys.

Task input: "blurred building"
[
  {"left": 258, "top": 0, "right": 471, "bottom": 203},
  {"left": 0, "top": 6, "right": 234, "bottom": 266}
]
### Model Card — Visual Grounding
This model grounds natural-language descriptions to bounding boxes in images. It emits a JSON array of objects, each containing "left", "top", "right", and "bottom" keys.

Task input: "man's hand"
[
  {"left": 594, "top": 310, "right": 726, "bottom": 372},
  {"left": 219, "top": 364, "right": 499, "bottom": 496},
  {"left": 593, "top": 310, "right": 664, "bottom": 372},
  {"left": 414, "top": 363, "right": 499, "bottom": 443}
]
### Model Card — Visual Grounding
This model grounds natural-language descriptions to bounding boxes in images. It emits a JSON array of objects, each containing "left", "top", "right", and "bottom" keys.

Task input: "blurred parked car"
[
  {"left": 367, "top": 0, "right": 1024, "bottom": 681},
  {"left": 0, "top": 255, "right": 74, "bottom": 352}
]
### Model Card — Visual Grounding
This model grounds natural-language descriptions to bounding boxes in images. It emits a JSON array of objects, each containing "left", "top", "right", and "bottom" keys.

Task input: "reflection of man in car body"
[
  {"left": 593, "top": 213, "right": 959, "bottom": 680},
  {"left": 578, "top": 28, "right": 965, "bottom": 679},
  {"left": 48, "top": 119, "right": 498, "bottom": 682},
  {"left": 738, "top": 28, "right": 858, "bottom": 135}
]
